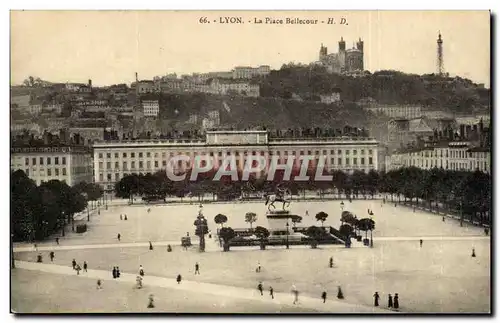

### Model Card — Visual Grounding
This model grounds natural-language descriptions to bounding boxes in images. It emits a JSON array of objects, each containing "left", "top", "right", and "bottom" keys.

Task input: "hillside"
[{"left": 156, "top": 93, "right": 369, "bottom": 130}]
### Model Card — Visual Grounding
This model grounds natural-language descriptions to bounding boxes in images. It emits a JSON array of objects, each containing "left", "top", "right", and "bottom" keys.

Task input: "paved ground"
[{"left": 11, "top": 199, "right": 491, "bottom": 313}]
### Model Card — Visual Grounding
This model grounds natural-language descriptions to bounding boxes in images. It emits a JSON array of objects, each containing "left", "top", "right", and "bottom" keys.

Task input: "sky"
[{"left": 10, "top": 10, "right": 491, "bottom": 87}]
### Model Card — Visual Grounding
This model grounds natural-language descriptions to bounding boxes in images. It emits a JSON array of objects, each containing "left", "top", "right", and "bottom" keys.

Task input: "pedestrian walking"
[
  {"left": 37, "top": 253, "right": 43, "bottom": 263},
  {"left": 34, "top": 243, "right": 38, "bottom": 251},
  {"left": 442, "top": 216, "right": 445, "bottom": 222},
  {"left": 167, "top": 244, "right": 172, "bottom": 252},
  {"left": 149, "top": 241, "right": 153, "bottom": 250},
  {"left": 117, "top": 233, "right": 121, "bottom": 241},
  {"left": 373, "top": 292, "right": 380, "bottom": 307},
  {"left": 393, "top": 293, "right": 399, "bottom": 309},
  {"left": 120, "top": 214, "right": 123, "bottom": 220},
  {"left": 472, "top": 248, "right": 476, "bottom": 257},
  {"left": 292, "top": 285, "right": 299, "bottom": 304},
  {"left": 124, "top": 215, "right": 128, "bottom": 220},
  {"left": 75, "top": 264, "right": 81, "bottom": 275},
  {"left": 329, "top": 256, "right": 334, "bottom": 268},
  {"left": 50, "top": 251, "right": 55, "bottom": 262},
  {"left": 72, "top": 259, "right": 77, "bottom": 270},
  {"left": 96, "top": 279, "right": 102, "bottom": 289},
  {"left": 148, "top": 294, "right": 155, "bottom": 308},
  {"left": 305, "top": 210, "right": 309, "bottom": 217},
  {"left": 136, "top": 275, "right": 143, "bottom": 289},
  {"left": 176, "top": 274, "right": 182, "bottom": 284},
  {"left": 195, "top": 262, "right": 200, "bottom": 275},
  {"left": 83, "top": 261, "right": 88, "bottom": 272},
  {"left": 420, "top": 239, "right": 423, "bottom": 248},
  {"left": 257, "top": 282, "right": 263, "bottom": 296},
  {"left": 337, "top": 286, "right": 344, "bottom": 299},
  {"left": 484, "top": 228, "right": 489, "bottom": 236},
  {"left": 55, "top": 237, "right": 59, "bottom": 245},
  {"left": 147, "top": 208, "right": 151, "bottom": 213},
  {"left": 256, "top": 261, "right": 261, "bottom": 273},
  {"left": 269, "top": 286, "right": 274, "bottom": 299},
  {"left": 112, "top": 267, "right": 117, "bottom": 279},
  {"left": 321, "top": 291, "right": 327, "bottom": 303},
  {"left": 139, "top": 265, "right": 145, "bottom": 277},
  {"left": 116, "top": 267, "right": 121, "bottom": 278},
  {"left": 388, "top": 294, "right": 393, "bottom": 308}
]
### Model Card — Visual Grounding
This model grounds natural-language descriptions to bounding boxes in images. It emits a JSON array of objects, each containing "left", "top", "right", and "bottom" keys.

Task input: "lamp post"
[
  {"left": 60, "top": 212, "right": 65, "bottom": 237},
  {"left": 369, "top": 211, "right": 374, "bottom": 248},
  {"left": 285, "top": 221, "right": 290, "bottom": 249},
  {"left": 460, "top": 200, "right": 464, "bottom": 227}
]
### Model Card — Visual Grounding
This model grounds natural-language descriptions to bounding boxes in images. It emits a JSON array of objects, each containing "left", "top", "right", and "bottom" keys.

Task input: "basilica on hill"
[{"left": 318, "top": 37, "right": 364, "bottom": 74}]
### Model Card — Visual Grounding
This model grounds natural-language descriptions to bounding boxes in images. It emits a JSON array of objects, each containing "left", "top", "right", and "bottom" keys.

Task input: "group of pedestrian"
[
  {"left": 71, "top": 259, "right": 88, "bottom": 275},
  {"left": 119, "top": 214, "right": 128, "bottom": 221},
  {"left": 112, "top": 266, "right": 121, "bottom": 278},
  {"left": 373, "top": 291, "right": 399, "bottom": 310},
  {"left": 256, "top": 282, "right": 274, "bottom": 299}
]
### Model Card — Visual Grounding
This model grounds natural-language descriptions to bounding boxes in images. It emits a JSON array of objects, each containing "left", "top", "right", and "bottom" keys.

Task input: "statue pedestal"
[{"left": 266, "top": 210, "right": 293, "bottom": 234}]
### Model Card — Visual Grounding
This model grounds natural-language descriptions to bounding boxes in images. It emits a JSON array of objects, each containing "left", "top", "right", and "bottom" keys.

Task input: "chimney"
[
  {"left": 43, "top": 131, "right": 49, "bottom": 145},
  {"left": 88, "top": 79, "right": 92, "bottom": 88},
  {"left": 135, "top": 72, "right": 138, "bottom": 82},
  {"left": 460, "top": 125, "right": 466, "bottom": 139},
  {"left": 465, "top": 125, "right": 472, "bottom": 140}
]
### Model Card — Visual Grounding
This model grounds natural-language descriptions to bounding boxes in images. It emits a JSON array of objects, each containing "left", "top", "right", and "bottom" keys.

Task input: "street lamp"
[
  {"left": 285, "top": 221, "right": 290, "bottom": 249},
  {"left": 369, "top": 210, "right": 374, "bottom": 248},
  {"left": 460, "top": 200, "right": 464, "bottom": 227}
]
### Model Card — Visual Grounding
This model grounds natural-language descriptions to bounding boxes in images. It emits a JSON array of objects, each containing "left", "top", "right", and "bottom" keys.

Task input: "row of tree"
[
  {"left": 11, "top": 170, "right": 103, "bottom": 242},
  {"left": 115, "top": 167, "right": 491, "bottom": 224}
]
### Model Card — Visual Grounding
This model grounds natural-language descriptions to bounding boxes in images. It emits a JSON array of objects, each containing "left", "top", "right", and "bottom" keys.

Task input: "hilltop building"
[{"left": 318, "top": 37, "right": 364, "bottom": 74}]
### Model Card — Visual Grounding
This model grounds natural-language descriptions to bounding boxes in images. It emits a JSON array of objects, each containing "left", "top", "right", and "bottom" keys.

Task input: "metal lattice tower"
[{"left": 437, "top": 32, "right": 444, "bottom": 76}]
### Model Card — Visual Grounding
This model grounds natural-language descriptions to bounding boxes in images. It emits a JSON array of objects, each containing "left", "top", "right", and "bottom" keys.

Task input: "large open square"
[{"left": 12, "top": 199, "right": 491, "bottom": 313}]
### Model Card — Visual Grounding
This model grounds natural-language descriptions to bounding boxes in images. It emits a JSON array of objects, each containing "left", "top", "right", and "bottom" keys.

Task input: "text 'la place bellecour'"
[{"left": 254, "top": 17, "right": 320, "bottom": 25}]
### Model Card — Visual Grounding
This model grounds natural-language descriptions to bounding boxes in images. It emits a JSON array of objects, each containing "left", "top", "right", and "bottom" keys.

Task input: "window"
[
  {"left": 338, "top": 158, "right": 342, "bottom": 165},
  {"left": 139, "top": 152, "right": 143, "bottom": 158},
  {"left": 131, "top": 161, "right": 136, "bottom": 169},
  {"left": 323, "top": 150, "right": 327, "bottom": 155},
  {"left": 315, "top": 150, "right": 319, "bottom": 155},
  {"left": 154, "top": 153, "right": 158, "bottom": 157},
  {"left": 107, "top": 162, "right": 111, "bottom": 169},
  {"left": 55, "top": 168, "right": 59, "bottom": 176},
  {"left": 55, "top": 157, "right": 59, "bottom": 165},
  {"left": 139, "top": 161, "right": 143, "bottom": 169},
  {"left": 338, "top": 150, "right": 342, "bottom": 155},
  {"left": 115, "top": 173, "right": 120, "bottom": 181},
  {"left": 353, "top": 150, "right": 357, "bottom": 156},
  {"left": 40, "top": 157, "right": 44, "bottom": 165},
  {"left": 62, "top": 157, "right": 66, "bottom": 165},
  {"left": 47, "top": 169, "right": 52, "bottom": 176},
  {"left": 369, "top": 157, "right": 373, "bottom": 165},
  {"left": 123, "top": 153, "right": 127, "bottom": 158},
  {"left": 369, "top": 149, "right": 373, "bottom": 155},
  {"left": 299, "top": 151, "right": 304, "bottom": 156},
  {"left": 99, "top": 162, "right": 103, "bottom": 169},
  {"left": 147, "top": 152, "right": 151, "bottom": 158},
  {"left": 147, "top": 161, "right": 151, "bottom": 169},
  {"left": 99, "top": 173, "right": 104, "bottom": 181},
  {"left": 32, "top": 158, "right": 36, "bottom": 165},
  {"left": 162, "top": 160, "right": 167, "bottom": 167},
  {"left": 99, "top": 153, "right": 103, "bottom": 158},
  {"left": 154, "top": 161, "right": 158, "bottom": 167},
  {"left": 25, "top": 158, "right": 29, "bottom": 166},
  {"left": 107, "top": 174, "right": 112, "bottom": 181},
  {"left": 361, "top": 157, "right": 365, "bottom": 165},
  {"left": 218, "top": 152, "right": 223, "bottom": 157},
  {"left": 107, "top": 153, "right": 111, "bottom": 158},
  {"left": 330, "top": 150, "right": 334, "bottom": 154},
  {"left": 123, "top": 162, "right": 127, "bottom": 170},
  {"left": 62, "top": 168, "right": 67, "bottom": 175},
  {"left": 361, "top": 149, "right": 365, "bottom": 155},
  {"left": 353, "top": 158, "right": 357, "bottom": 165},
  {"left": 115, "top": 162, "right": 119, "bottom": 169},
  {"left": 345, "top": 158, "right": 350, "bottom": 165},
  {"left": 115, "top": 153, "right": 119, "bottom": 158},
  {"left": 131, "top": 152, "right": 135, "bottom": 158}
]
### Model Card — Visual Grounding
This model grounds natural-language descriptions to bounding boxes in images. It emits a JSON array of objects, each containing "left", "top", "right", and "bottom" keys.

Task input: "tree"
[
  {"left": 219, "top": 227, "right": 236, "bottom": 252},
  {"left": 245, "top": 212, "right": 257, "bottom": 231},
  {"left": 340, "top": 211, "right": 356, "bottom": 225},
  {"left": 214, "top": 214, "right": 228, "bottom": 228},
  {"left": 315, "top": 211, "right": 329, "bottom": 227},
  {"left": 305, "top": 226, "right": 323, "bottom": 249},
  {"left": 339, "top": 224, "right": 354, "bottom": 239},
  {"left": 254, "top": 226, "right": 270, "bottom": 250}
]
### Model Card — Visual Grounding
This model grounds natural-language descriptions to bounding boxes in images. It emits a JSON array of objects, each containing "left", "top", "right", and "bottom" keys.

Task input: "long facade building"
[
  {"left": 10, "top": 145, "right": 93, "bottom": 186},
  {"left": 93, "top": 130, "right": 380, "bottom": 191},
  {"left": 385, "top": 141, "right": 490, "bottom": 174}
]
